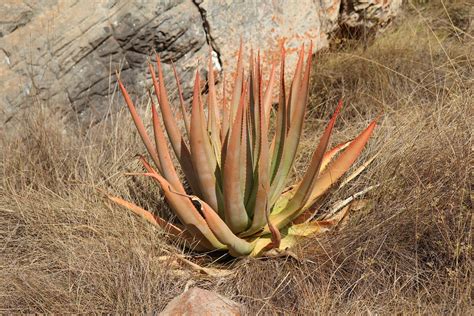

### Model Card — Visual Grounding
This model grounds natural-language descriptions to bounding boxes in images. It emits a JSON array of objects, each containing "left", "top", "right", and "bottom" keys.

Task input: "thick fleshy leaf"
[
  {"left": 137, "top": 158, "right": 226, "bottom": 250},
  {"left": 244, "top": 70, "right": 270, "bottom": 234},
  {"left": 270, "top": 118, "right": 378, "bottom": 228},
  {"left": 338, "top": 151, "right": 379, "bottom": 189},
  {"left": 148, "top": 61, "right": 161, "bottom": 105},
  {"left": 190, "top": 70, "right": 221, "bottom": 212},
  {"left": 192, "top": 195, "right": 254, "bottom": 256},
  {"left": 287, "top": 45, "right": 305, "bottom": 123},
  {"left": 107, "top": 195, "right": 214, "bottom": 252},
  {"left": 170, "top": 60, "right": 190, "bottom": 138},
  {"left": 207, "top": 51, "right": 222, "bottom": 162},
  {"left": 285, "top": 100, "right": 343, "bottom": 211},
  {"left": 154, "top": 56, "right": 198, "bottom": 193},
  {"left": 304, "top": 119, "right": 378, "bottom": 207},
  {"left": 269, "top": 44, "right": 313, "bottom": 206},
  {"left": 118, "top": 45, "right": 379, "bottom": 257},
  {"left": 269, "top": 138, "right": 352, "bottom": 222},
  {"left": 229, "top": 41, "right": 244, "bottom": 124},
  {"left": 220, "top": 73, "right": 230, "bottom": 143},
  {"left": 223, "top": 88, "right": 250, "bottom": 233},
  {"left": 263, "top": 62, "right": 277, "bottom": 125},
  {"left": 320, "top": 140, "right": 351, "bottom": 172},
  {"left": 242, "top": 83, "right": 254, "bottom": 207},
  {"left": 287, "top": 204, "right": 351, "bottom": 237},
  {"left": 155, "top": 56, "right": 187, "bottom": 155},
  {"left": 250, "top": 237, "right": 272, "bottom": 257},
  {"left": 269, "top": 46, "right": 288, "bottom": 182},
  {"left": 117, "top": 77, "right": 161, "bottom": 172},
  {"left": 107, "top": 195, "right": 182, "bottom": 235},
  {"left": 266, "top": 202, "right": 281, "bottom": 249},
  {"left": 150, "top": 98, "right": 185, "bottom": 192}
]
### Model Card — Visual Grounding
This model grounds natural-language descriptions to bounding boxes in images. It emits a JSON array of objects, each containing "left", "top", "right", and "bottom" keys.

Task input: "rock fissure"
[
  {"left": 192, "top": 0, "right": 223, "bottom": 71},
  {"left": 0, "top": 0, "right": 401, "bottom": 127}
]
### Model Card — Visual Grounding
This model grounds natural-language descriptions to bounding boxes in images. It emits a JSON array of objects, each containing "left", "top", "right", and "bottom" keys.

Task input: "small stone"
[{"left": 160, "top": 287, "right": 241, "bottom": 316}]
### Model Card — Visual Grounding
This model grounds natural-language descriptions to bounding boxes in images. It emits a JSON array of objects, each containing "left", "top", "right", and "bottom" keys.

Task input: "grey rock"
[
  {"left": 0, "top": 0, "right": 402, "bottom": 128},
  {"left": 0, "top": 0, "right": 210, "bottom": 125}
]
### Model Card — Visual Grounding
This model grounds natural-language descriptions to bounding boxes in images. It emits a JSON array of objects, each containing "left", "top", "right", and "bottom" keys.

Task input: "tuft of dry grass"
[{"left": 1, "top": 3, "right": 472, "bottom": 314}]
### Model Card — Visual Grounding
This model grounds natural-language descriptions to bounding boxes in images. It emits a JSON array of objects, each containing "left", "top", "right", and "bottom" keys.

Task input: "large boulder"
[
  {"left": 0, "top": 0, "right": 402, "bottom": 127},
  {"left": 0, "top": 0, "right": 210, "bottom": 126}
]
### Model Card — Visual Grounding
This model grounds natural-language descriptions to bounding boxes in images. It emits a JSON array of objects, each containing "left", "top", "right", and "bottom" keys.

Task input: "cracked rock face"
[
  {"left": 0, "top": 0, "right": 401, "bottom": 127},
  {"left": 1, "top": 0, "right": 210, "bottom": 125}
]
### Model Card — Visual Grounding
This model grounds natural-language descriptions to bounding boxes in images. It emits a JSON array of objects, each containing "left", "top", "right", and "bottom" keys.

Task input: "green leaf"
[
  {"left": 190, "top": 70, "right": 221, "bottom": 212},
  {"left": 223, "top": 86, "right": 250, "bottom": 233},
  {"left": 269, "top": 44, "right": 313, "bottom": 206},
  {"left": 285, "top": 100, "right": 343, "bottom": 212}
]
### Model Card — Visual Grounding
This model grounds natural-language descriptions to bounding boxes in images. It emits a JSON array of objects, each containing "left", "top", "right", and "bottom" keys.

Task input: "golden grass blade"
[
  {"left": 338, "top": 151, "right": 379, "bottom": 189},
  {"left": 321, "top": 185, "right": 378, "bottom": 220}
]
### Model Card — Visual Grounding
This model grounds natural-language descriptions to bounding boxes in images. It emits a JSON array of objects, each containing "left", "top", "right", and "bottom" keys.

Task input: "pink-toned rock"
[
  {"left": 198, "top": 0, "right": 330, "bottom": 83},
  {"left": 0, "top": 0, "right": 402, "bottom": 127},
  {"left": 160, "top": 288, "right": 241, "bottom": 316}
]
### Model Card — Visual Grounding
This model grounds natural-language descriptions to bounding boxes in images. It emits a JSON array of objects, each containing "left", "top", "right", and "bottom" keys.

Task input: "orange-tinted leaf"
[
  {"left": 150, "top": 98, "right": 185, "bottom": 192},
  {"left": 170, "top": 60, "right": 190, "bottom": 138},
  {"left": 190, "top": 70, "right": 221, "bottom": 212},
  {"left": 304, "top": 119, "right": 378, "bottom": 208},
  {"left": 107, "top": 195, "right": 182, "bottom": 235},
  {"left": 133, "top": 167, "right": 226, "bottom": 250},
  {"left": 193, "top": 196, "right": 254, "bottom": 256},
  {"left": 286, "top": 100, "right": 343, "bottom": 211},
  {"left": 223, "top": 86, "right": 250, "bottom": 233},
  {"left": 117, "top": 76, "right": 161, "bottom": 172}
]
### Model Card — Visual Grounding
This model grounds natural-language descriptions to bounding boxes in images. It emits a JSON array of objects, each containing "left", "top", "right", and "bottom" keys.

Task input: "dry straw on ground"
[{"left": 1, "top": 2, "right": 472, "bottom": 314}]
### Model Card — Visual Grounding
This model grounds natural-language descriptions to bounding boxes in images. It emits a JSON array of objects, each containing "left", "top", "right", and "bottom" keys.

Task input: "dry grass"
[{"left": 1, "top": 3, "right": 472, "bottom": 314}]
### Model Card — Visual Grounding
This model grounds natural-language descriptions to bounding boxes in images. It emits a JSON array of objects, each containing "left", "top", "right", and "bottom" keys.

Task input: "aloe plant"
[{"left": 111, "top": 44, "right": 378, "bottom": 257}]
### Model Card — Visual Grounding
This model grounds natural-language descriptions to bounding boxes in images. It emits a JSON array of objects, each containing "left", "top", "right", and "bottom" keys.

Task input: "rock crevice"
[
  {"left": 192, "top": 0, "right": 223, "bottom": 70},
  {"left": 0, "top": 0, "right": 401, "bottom": 127}
]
